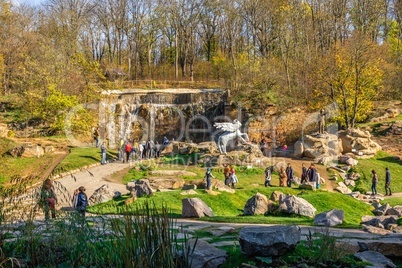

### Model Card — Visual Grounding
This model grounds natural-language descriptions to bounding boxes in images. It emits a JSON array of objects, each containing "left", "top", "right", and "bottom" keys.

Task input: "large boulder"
[
  {"left": 338, "top": 128, "right": 382, "bottom": 156},
  {"left": 239, "top": 225, "right": 301, "bottom": 257},
  {"left": 4, "top": 146, "right": 24, "bottom": 157},
  {"left": 298, "top": 182, "right": 316, "bottom": 191},
  {"left": 354, "top": 251, "right": 396, "bottom": 268},
  {"left": 270, "top": 191, "right": 284, "bottom": 202},
  {"left": 21, "top": 145, "right": 45, "bottom": 158},
  {"left": 373, "top": 203, "right": 391, "bottom": 216},
  {"left": 293, "top": 140, "right": 304, "bottom": 158},
  {"left": 182, "top": 198, "right": 214, "bottom": 218},
  {"left": 314, "top": 209, "right": 344, "bottom": 227},
  {"left": 243, "top": 193, "right": 269, "bottom": 216},
  {"left": 294, "top": 133, "right": 341, "bottom": 161},
  {"left": 361, "top": 215, "right": 399, "bottom": 230},
  {"left": 147, "top": 177, "right": 185, "bottom": 190},
  {"left": 335, "top": 182, "right": 352, "bottom": 194},
  {"left": 278, "top": 194, "right": 316, "bottom": 218},
  {"left": 89, "top": 184, "right": 118, "bottom": 205},
  {"left": 185, "top": 239, "right": 227, "bottom": 268},
  {"left": 386, "top": 205, "right": 402, "bottom": 217},
  {"left": 126, "top": 179, "right": 154, "bottom": 198}
]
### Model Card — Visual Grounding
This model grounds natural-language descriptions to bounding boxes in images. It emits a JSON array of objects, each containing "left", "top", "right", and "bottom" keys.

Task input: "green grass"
[
  {"left": 53, "top": 147, "right": 118, "bottom": 174},
  {"left": 384, "top": 196, "right": 402, "bottom": 207},
  {"left": 353, "top": 151, "right": 402, "bottom": 193},
  {"left": 90, "top": 167, "right": 373, "bottom": 228}
]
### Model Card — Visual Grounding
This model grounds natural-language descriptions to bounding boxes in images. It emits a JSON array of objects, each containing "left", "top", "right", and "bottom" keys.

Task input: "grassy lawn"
[
  {"left": 91, "top": 161, "right": 373, "bottom": 228},
  {"left": 353, "top": 151, "right": 402, "bottom": 193},
  {"left": 53, "top": 146, "right": 118, "bottom": 174}
]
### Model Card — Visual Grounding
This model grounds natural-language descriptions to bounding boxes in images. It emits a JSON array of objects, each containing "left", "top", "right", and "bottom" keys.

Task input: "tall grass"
[{"left": 3, "top": 201, "right": 194, "bottom": 267}]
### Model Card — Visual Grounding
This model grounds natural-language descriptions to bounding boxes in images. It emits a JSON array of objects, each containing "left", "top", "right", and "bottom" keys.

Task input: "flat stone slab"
[{"left": 149, "top": 170, "right": 197, "bottom": 176}]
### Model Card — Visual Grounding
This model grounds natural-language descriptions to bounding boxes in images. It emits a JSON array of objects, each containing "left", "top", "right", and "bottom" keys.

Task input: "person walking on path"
[
  {"left": 286, "top": 163, "right": 294, "bottom": 187},
  {"left": 264, "top": 166, "right": 272, "bottom": 187},
  {"left": 371, "top": 170, "right": 378, "bottom": 196},
  {"left": 385, "top": 167, "right": 392, "bottom": 196},
  {"left": 100, "top": 142, "right": 107, "bottom": 165},
  {"left": 301, "top": 163, "right": 308, "bottom": 184},
  {"left": 76, "top": 186, "right": 88, "bottom": 218},
  {"left": 204, "top": 168, "right": 215, "bottom": 190},
  {"left": 40, "top": 179, "right": 57, "bottom": 220}
]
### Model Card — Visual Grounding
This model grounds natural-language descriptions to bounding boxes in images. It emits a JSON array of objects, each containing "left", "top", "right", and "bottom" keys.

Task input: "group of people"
[
  {"left": 120, "top": 137, "right": 169, "bottom": 163},
  {"left": 97, "top": 135, "right": 170, "bottom": 165},
  {"left": 371, "top": 167, "right": 392, "bottom": 196},
  {"left": 265, "top": 163, "right": 319, "bottom": 188},
  {"left": 203, "top": 164, "right": 239, "bottom": 190},
  {"left": 40, "top": 179, "right": 88, "bottom": 220}
]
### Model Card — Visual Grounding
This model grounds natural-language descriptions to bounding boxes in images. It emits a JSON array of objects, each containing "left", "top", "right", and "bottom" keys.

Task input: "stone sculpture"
[{"left": 214, "top": 119, "right": 249, "bottom": 154}]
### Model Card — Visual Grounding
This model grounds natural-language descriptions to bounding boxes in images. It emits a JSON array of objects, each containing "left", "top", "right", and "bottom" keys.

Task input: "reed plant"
[{"left": 3, "top": 200, "right": 194, "bottom": 267}]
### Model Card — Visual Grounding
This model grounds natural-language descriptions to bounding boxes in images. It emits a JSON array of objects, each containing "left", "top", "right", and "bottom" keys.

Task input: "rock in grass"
[
  {"left": 314, "top": 209, "right": 344, "bottom": 227},
  {"left": 239, "top": 225, "right": 301, "bottom": 257},
  {"left": 354, "top": 250, "right": 396, "bottom": 268},
  {"left": 182, "top": 198, "right": 214, "bottom": 218}
]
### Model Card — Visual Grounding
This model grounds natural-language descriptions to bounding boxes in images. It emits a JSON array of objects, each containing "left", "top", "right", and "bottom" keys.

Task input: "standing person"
[
  {"left": 124, "top": 141, "right": 132, "bottom": 163},
  {"left": 301, "top": 163, "right": 308, "bottom": 184},
  {"left": 93, "top": 127, "right": 100, "bottom": 147},
  {"left": 279, "top": 166, "right": 287, "bottom": 187},
  {"left": 223, "top": 164, "right": 230, "bottom": 186},
  {"left": 264, "top": 166, "right": 272, "bottom": 187},
  {"left": 139, "top": 142, "right": 144, "bottom": 160},
  {"left": 40, "top": 179, "right": 57, "bottom": 220},
  {"left": 286, "top": 163, "right": 294, "bottom": 187},
  {"left": 100, "top": 142, "right": 107, "bottom": 165},
  {"left": 385, "top": 167, "right": 392, "bottom": 196},
  {"left": 229, "top": 166, "right": 238, "bottom": 188},
  {"left": 307, "top": 163, "right": 317, "bottom": 182},
  {"left": 371, "top": 170, "right": 378, "bottom": 196},
  {"left": 76, "top": 186, "right": 88, "bottom": 218},
  {"left": 133, "top": 140, "right": 139, "bottom": 160},
  {"left": 204, "top": 168, "right": 215, "bottom": 190},
  {"left": 155, "top": 141, "right": 161, "bottom": 158},
  {"left": 72, "top": 189, "right": 79, "bottom": 209}
]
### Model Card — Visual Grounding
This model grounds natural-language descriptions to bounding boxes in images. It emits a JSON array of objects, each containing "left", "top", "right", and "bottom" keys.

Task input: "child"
[{"left": 229, "top": 166, "right": 238, "bottom": 189}]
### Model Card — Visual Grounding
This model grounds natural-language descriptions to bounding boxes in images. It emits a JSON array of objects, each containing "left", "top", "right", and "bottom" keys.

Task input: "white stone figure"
[{"left": 214, "top": 119, "right": 249, "bottom": 154}]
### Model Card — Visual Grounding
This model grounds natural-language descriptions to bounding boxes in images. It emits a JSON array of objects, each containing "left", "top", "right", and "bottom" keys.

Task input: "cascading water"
[{"left": 99, "top": 88, "right": 227, "bottom": 148}]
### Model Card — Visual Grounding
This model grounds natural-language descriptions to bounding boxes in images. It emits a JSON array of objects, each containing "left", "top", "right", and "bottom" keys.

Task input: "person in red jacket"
[{"left": 124, "top": 141, "right": 132, "bottom": 163}]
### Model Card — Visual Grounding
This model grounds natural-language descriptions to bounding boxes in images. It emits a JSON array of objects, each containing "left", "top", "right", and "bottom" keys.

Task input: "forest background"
[{"left": 1, "top": 0, "right": 402, "bottom": 135}]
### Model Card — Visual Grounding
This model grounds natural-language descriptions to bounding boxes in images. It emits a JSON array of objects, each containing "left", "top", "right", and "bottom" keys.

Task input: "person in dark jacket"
[
  {"left": 371, "top": 170, "right": 378, "bottom": 196},
  {"left": 301, "top": 163, "right": 308, "bottom": 184},
  {"left": 204, "top": 168, "right": 215, "bottom": 190},
  {"left": 385, "top": 167, "right": 392, "bottom": 196},
  {"left": 285, "top": 163, "right": 294, "bottom": 187},
  {"left": 76, "top": 186, "right": 88, "bottom": 218},
  {"left": 307, "top": 163, "right": 317, "bottom": 182}
]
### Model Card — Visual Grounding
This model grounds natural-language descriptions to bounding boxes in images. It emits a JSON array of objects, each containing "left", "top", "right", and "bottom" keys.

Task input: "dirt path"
[{"left": 55, "top": 162, "right": 131, "bottom": 208}]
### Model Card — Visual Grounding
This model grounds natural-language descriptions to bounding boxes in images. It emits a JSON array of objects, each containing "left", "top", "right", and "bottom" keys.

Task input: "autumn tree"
[{"left": 312, "top": 35, "right": 384, "bottom": 128}]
